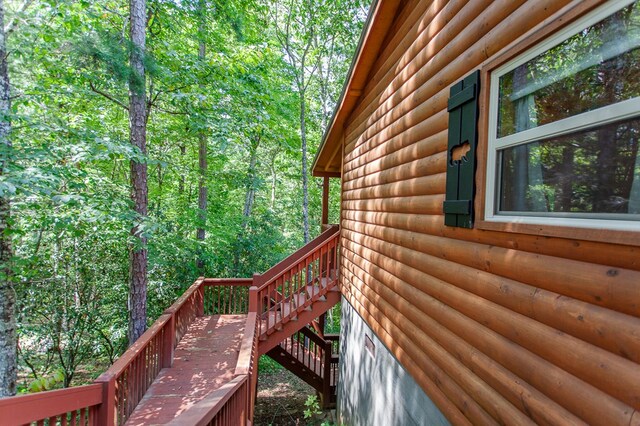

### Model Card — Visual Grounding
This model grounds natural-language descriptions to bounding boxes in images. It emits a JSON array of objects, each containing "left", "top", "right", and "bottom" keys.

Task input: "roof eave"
[{"left": 311, "top": 0, "right": 403, "bottom": 177}]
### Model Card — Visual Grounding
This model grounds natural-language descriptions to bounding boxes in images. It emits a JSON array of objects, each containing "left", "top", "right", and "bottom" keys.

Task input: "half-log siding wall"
[{"left": 335, "top": 0, "right": 640, "bottom": 424}]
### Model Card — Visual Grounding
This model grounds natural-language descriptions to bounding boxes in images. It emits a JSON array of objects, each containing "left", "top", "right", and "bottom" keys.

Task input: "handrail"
[
  {"left": 97, "top": 313, "right": 173, "bottom": 381},
  {"left": 163, "top": 277, "right": 205, "bottom": 315},
  {"left": 257, "top": 225, "right": 339, "bottom": 287},
  {"left": 235, "top": 312, "right": 258, "bottom": 376},
  {"left": 0, "top": 383, "right": 102, "bottom": 425},
  {"left": 203, "top": 278, "right": 253, "bottom": 286}
]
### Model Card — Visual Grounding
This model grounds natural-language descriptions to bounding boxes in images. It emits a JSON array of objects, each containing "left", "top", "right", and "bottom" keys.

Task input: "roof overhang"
[{"left": 311, "top": 0, "right": 403, "bottom": 177}]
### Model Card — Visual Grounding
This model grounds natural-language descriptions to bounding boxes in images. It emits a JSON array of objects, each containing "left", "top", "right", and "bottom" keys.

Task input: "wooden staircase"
[{"left": 251, "top": 225, "right": 342, "bottom": 408}]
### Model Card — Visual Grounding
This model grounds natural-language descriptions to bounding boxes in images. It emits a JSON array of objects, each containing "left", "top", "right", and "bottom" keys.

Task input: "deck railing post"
[
  {"left": 196, "top": 277, "right": 205, "bottom": 317},
  {"left": 95, "top": 374, "right": 116, "bottom": 426},
  {"left": 249, "top": 274, "right": 261, "bottom": 313},
  {"left": 322, "top": 339, "right": 332, "bottom": 409},
  {"left": 163, "top": 315, "right": 175, "bottom": 368},
  {"left": 321, "top": 176, "right": 329, "bottom": 225}
]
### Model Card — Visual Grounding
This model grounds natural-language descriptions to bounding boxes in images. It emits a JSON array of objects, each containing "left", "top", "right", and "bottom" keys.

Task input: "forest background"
[{"left": 0, "top": 0, "right": 369, "bottom": 394}]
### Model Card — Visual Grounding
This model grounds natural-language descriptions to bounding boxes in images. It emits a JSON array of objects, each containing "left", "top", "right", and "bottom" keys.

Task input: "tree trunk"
[
  {"left": 178, "top": 143, "right": 186, "bottom": 195},
  {"left": 233, "top": 137, "right": 259, "bottom": 275},
  {"left": 196, "top": 2, "right": 207, "bottom": 271},
  {"left": 128, "top": 0, "right": 148, "bottom": 345},
  {"left": 269, "top": 150, "right": 278, "bottom": 209},
  {"left": 0, "top": 0, "right": 16, "bottom": 397},
  {"left": 299, "top": 88, "right": 310, "bottom": 243}
]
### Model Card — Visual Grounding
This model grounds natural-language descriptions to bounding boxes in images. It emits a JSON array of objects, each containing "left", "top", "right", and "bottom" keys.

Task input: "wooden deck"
[{"left": 124, "top": 315, "right": 247, "bottom": 425}]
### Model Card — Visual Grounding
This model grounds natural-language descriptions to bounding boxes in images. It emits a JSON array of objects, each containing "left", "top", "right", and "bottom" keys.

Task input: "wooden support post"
[
  {"left": 162, "top": 315, "right": 175, "bottom": 368},
  {"left": 249, "top": 275, "right": 260, "bottom": 313},
  {"left": 321, "top": 176, "right": 330, "bottom": 225},
  {"left": 196, "top": 277, "right": 205, "bottom": 317},
  {"left": 322, "top": 339, "right": 332, "bottom": 409},
  {"left": 95, "top": 374, "right": 116, "bottom": 426},
  {"left": 318, "top": 314, "right": 326, "bottom": 338}
]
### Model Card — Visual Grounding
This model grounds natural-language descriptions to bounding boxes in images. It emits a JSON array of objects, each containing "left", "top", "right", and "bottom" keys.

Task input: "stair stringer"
[{"left": 258, "top": 290, "right": 340, "bottom": 356}]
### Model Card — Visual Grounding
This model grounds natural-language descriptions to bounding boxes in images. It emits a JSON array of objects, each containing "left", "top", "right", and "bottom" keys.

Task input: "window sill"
[{"left": 476, "top": 217, "right": 640, "bottom": 247}]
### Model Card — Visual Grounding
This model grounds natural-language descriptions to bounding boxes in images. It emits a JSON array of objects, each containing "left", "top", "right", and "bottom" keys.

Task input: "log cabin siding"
[{"left": 337, "top": 0, "right": 640, "bottom": 424}]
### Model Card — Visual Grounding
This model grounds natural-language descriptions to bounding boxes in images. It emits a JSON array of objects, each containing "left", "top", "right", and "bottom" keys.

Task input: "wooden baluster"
[
  {"left": 221, "top": 286, "right": 226, "bottom": 315},
  {"left": 213, "top": 285, "right": 218, "bottom": 314},
  {"left": 266, "top": 284, "right": 271, "bottom": 331},
  {"left": 286, "top": 270, "right": 292, "bottom": 308},
  {"left": 146, "top": 342, "right": 151, "bottom": 389},
  {"left": 145, "top": 342, "right": 150, "bottom": 390},
  {"left": 296, "top": 263, "right": 308, "bottom": 306},
  {"left": 323, "top": 339, "right": 332, "bottom": 408},
  {"left": 135, "top": 351, "right": 140, "bottom": 407},
  {"left": 127, "top": 368, "right": 133, "bottom": 417},
  {"left": 319, "top": 243, "right": 325, "bottom": 285},
  {"left": 141, "top": 347, "right": 146, "bottom": 402},
  {"left": 234, "top": 285, "right": 239, "bottom": 314},
  {"left": 312, "top": 252, "right": 316, "bottom": 287},
  {"left": 215, "top": 285, "right": 219, "bottom": 314},
  {"left": 223, "top": 284, "right": 227, "bottom": 314},
  {"left": 240, "top": 285, "right": 245, "bottom": 313},
  {"left": 136, "top": 352, "right": 141, "bottom": 409},
  {"left": 307, "top": 255, "right": 313, "bottom": 298},
  {"left": 274, "top": 279, "right": 279, "bottom": 325},
  {"left": 274, "top": 280, "right": 279, "bottom": 325},
  {"left": 293, "top": 266, "right": 298, "bottom": 302}
]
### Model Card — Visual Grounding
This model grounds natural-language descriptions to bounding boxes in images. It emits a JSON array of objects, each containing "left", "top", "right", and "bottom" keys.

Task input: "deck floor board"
[{"left": 124, "top": 314, "right": 246, "bottom": 426}]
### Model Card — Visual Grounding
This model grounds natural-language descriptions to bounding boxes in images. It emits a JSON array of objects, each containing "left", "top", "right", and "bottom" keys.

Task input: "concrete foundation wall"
[{"left": 337, "top": 297, "right": 449, "bottom": 426}]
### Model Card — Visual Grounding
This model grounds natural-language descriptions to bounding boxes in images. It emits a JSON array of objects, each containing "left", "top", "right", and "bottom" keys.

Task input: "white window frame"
[{"left": 485, "top": 0, "right": 640, "bottom": 232}]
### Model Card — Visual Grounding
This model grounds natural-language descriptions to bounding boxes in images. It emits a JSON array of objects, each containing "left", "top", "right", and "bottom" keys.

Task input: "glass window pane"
[
  {"left": 497, "top": 2, "right": 640, "bottom": 138},
  {"left": 499, "top": 117, "right": 640, "bottom": 217}
]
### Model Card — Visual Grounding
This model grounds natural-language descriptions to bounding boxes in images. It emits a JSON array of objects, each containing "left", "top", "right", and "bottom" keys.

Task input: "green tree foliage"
[{"left": 0, "top": 0, "right": 369, "bottom": 391}]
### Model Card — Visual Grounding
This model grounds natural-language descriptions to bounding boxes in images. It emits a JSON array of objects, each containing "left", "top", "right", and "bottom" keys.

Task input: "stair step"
[{"left": 306, "top": 285, "right": 327, "bottom": 300}]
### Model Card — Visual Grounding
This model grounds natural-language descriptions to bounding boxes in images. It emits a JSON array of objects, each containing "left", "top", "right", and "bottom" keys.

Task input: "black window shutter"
[{"left": 444, "top": 70, "right": 480, "bottom": 228}]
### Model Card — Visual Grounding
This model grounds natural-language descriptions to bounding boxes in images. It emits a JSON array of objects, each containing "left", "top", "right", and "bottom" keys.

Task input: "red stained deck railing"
[
  {"left": 0, "top": 383, "right": 102, "bottom": 425},
  {"left": 203, "top": 278, "right": 253, "bottom": 315},
  {"left": 250, "top": 226, "right": 340, "bottom": 337}
]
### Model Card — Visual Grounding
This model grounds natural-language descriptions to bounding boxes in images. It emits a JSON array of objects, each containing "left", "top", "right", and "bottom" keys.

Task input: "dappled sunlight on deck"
[{"left": 124, "top": 315, "right": 246, "bottom": 425}]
